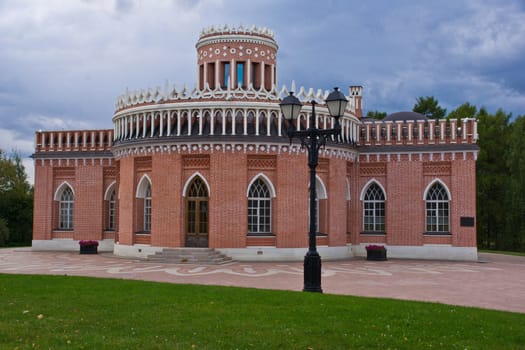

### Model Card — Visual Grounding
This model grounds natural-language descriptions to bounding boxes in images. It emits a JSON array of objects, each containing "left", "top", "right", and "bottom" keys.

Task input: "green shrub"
[{"left": 0, "top": 217, "right": 9, "bottom": 246}]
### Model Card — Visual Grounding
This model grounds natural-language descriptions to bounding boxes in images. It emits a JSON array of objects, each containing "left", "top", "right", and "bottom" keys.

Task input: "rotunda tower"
[{"left": 196, "top": 25, "right": 278, "bottom": 91}]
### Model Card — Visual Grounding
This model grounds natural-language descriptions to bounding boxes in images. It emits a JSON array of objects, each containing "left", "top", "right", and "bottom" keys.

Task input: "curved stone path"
[{"left": 1, "top": 248, "right": 524, "bottom": 313}]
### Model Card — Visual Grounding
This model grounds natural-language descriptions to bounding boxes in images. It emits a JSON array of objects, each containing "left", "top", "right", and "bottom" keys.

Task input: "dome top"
[{"left": 384, "top": 111, "right": 428, "bottom": 122}]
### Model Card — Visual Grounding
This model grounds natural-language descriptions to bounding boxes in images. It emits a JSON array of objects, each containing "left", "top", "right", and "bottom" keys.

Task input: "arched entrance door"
[{"left": 185, "top": 177, "right": 209, "bottom": 247}]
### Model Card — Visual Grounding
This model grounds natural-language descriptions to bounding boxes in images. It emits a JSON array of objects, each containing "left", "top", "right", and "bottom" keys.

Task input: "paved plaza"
[{"left": 1, "top": 248, "right": 524, "bottom": 313}]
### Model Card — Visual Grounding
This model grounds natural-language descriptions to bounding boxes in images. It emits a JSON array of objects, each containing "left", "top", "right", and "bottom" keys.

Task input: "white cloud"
[
  {"left": 438, "top": 2, "right": 525, "bottom": 61},
  {"left": 0, "top": 128, "right": 34, "bottom": 155}
]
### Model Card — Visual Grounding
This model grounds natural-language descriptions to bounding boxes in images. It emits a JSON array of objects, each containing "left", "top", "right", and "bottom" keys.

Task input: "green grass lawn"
[
  {"left": 1, "top": 274, "right": 524, "bottom": 349},
  {"left": 479, "top": 249, "right": 525, "bottom": 257}
]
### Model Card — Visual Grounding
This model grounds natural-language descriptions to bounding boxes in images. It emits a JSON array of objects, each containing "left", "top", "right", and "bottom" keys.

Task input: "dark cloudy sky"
[{"left": 1, "top": 0, "right": 524, "bottom": 183}]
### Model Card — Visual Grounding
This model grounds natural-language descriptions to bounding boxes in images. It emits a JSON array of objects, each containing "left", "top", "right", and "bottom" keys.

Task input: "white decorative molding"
[
  {"left": 112, "top": 141, "right": 359, "bottom": 162},
  {"left": 359, "top": 178, "right": 387, "bottom": 201},
  {"left": 114, "top": 82, "right": 359, "bottom": 116}
]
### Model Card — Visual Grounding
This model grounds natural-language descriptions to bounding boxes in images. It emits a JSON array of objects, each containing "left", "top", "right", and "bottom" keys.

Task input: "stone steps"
[{"left": 146, "top": 248, "right": 233, "bottom": 265}]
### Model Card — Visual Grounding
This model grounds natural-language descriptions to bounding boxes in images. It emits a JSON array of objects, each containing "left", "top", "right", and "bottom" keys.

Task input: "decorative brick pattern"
[
  {"left": 183, "top": 155, "right": 210, "bottom": 169},
  {"left": 247, "top": 155, "right": 276, "bottom": 170},
  {"left": 359, "top": 162, "right": 387, "bottom": 176},
  {"left": 423, "top": 161, "right": 452, "bottom": 176}
]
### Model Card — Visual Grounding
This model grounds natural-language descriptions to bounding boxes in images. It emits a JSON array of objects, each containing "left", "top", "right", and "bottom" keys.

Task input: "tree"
[
  {"left": 413, "top": 96, "right": 447, "bottom": 119},
  {"left": 505, "top": 115, "right": 525, "bottom": 251},
  {"left": 365, "top": 110, "right": 387, "bottom": 120},
  {"left": 0, "top": 149, "right": 33, "bottom": 246},
  {"left": 475, "top": 108, "right": 511, "bottom": 250},
  {"left": 0, "top": 217, "right": 9, "bottom": 246},
  {"left": 447, "top": 102, "right": 477, "bottom": 121}
]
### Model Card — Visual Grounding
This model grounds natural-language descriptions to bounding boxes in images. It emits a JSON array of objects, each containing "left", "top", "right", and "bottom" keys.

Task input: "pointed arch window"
[
  {"left": 363, "top": 183, "right": 385, "bottom": 232},
  {"left": 426, "top": 182, "right": 450, "bottom": 233},
  {"left": 136, "top": 175, "right": 152, "bottom": 234},
  {"left": 185, "top": 176, "right": 209, "bottom": 247},
  {"left": 144, "top": 183, "right": 152, "bottom": 232},
  {"left": 59, "top": 187, "right": 74, "bottom": 230},
  {"left": 108, "top": 189, "right": 116, "bottom": 231},
  {"left": 248, "top": 178, "right": 272, "bottom": 234}
]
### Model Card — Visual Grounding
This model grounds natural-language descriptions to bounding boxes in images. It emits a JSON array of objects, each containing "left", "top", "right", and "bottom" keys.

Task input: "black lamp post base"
[{"left": 303, "top": 251, "right": 323, "bottom": 293}]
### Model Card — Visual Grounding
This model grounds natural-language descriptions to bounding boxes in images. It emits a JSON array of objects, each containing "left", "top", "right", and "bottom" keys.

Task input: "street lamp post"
[{"left": 279, "top": 87, "right": 348, "bottom": 293}]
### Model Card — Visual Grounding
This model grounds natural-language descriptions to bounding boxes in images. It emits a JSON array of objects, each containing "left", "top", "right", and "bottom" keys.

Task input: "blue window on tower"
[
  {"left": 236, "top": 62, "right": 244, "bottom": 88},
  {"left": 223, "top": 62, "right": 230, "bottom": 88}
]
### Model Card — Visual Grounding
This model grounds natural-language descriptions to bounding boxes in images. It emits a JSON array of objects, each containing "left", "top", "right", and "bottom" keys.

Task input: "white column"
[
  {"left": 260, "top": 61, "right": 265, "bottom": 90},
  {"left": 277, "top": 109, "right": 282, "bottom": 137},
  {"left": 210, "top": 109, "right": 215, "bottom": 135},
  {"left": 407, "top": 121, "right": 413, "bottom": 143},
  {"left": 247, "top": 59, "right": 252, "bottom": 87},
  {"left": 215, "top": 60, "right": 220, "bottom": 89},
  {"left": 187, "top": 111, "right": 192, "bottom": 136},
  {"left": 143, "top": 114, "right": 147, "bottom": 138},
  {"left": 439, "top": 119, "right": 446, "bottom": 142},
  {"left": 255, "top": 110, "right": 260, "bottom": 136},
  {"left": 231, "top": 110, "right": 236, "bottom": 135},
  {"left": 266, "top": 112, "right": 271, "bottom": 136},
  {"left": 243, "top": 109, "right": 248, "bottom": 135},
  {"left": 230, "top": 59, "right": 235, "bottom": 88},
  {"left": 222, "top": 109, "right": 226, "bottom": 135},
  {"left": 159, "top": 112, "right": 164, "bottom": 137},
  {"left": 418, "top": 120, "right": 424, "bottom": 143},
  {"left": 396, "top": 121, "right": 403, "bottom": 143},
  {"left": 151, "top": 113, "right": 155, "bottom": 137},
  {"left": 199, "top": 109, "right": 203, "bottom": 135},
  {"left": 177, "top": 111, "right": 182, "bottom": 136},
  {"left": 167, "top": 112, "right": 172, "bottom": 136},
  {"left": 428, "top": 119, "right": 435, "bottom": 143}
]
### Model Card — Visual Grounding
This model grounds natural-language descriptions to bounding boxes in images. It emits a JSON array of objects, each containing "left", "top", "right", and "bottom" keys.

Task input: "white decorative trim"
[
  {"left": 423, "top": 178, "right": 452, "bottom": 201},
  {"left": 315, "top": 175, "right": 328, "bottom": 199},
  {"left": 359, "top": 178, "right": 387, "bottom": 201},
  {"left": 216, "top": 246, "right": 352, "bottom": 261},
  {"left": 136, "top": 174, "right": 152, "bottom": 198},
  {"left": 53, "top": 181, "right": 74, "bottom": 201},
  {"left": 182, "top": 172, "right": 211, "bottom": 197},
  {"left": 346, "top": 177, "right": 351, "bottom": 201},
  {"left": 246, "top": 173, "right": 277, "bottom": 198},
  {"left": 113, "top": 142, "right": 359, "bottom": 162},
  {"left": 352, "top": 244, "right": 477, "bottom": 261},
  {"left": 32, "top": 239, "right": 114, "bottom": 252},
  {"left": 104, "top": 180, "right": 117, "bottom": 200}
]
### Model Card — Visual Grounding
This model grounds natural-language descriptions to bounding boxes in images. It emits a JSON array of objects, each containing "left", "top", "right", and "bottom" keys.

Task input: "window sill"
[
  {"left": 424, "top": 232, "right": 451, "bottom": 236},
  {"left": 360, "top": 231, "right": 386, "bottom": 235},
  {"left": 54, "top": 229, "right": 73, "bottom": 232},
  {"left": 134, "top": 232, "right": 151, "bottom": 235},
  {"left": 247, "top": 232, "right": 275, "bottom": 237}
]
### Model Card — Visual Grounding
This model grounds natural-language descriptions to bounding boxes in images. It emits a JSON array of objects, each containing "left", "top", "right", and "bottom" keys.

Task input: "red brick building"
[{"left": 32, "top": 25, "right": 479, "bottom": 260}]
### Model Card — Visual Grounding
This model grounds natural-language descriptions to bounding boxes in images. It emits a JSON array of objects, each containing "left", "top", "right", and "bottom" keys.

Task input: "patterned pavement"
[{"left": 1, "top": 248, "right": 524, "bottom": 313}]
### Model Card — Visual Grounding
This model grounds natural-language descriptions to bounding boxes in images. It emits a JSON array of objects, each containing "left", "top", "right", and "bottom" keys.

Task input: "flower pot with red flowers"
[{"left": 365, "top": 245, "right": 387, "bottom": 261}]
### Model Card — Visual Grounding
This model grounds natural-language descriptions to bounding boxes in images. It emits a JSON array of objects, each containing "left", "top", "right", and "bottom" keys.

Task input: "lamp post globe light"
[{"left": 279, "top": 87, "right": 348, "bottom": 293}]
